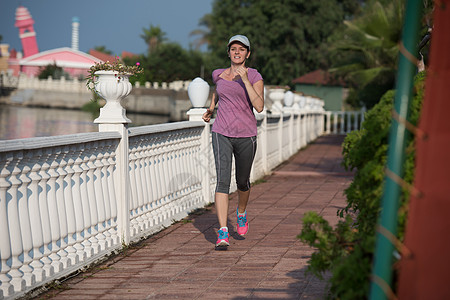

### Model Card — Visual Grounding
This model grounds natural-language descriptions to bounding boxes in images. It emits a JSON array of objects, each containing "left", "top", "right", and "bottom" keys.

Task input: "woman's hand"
[
  {"left": 202, "top": 108, "right": 213, "bottom": 122},
  {"left": 235, "top": 66, "right": 249, "bottom": 83}
]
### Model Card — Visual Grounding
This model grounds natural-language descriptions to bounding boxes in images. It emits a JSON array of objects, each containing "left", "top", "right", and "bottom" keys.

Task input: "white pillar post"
[
  {"left": 187, "top": 77, "right": 211, "bottom": 204},
  {"left": 278, "top": 114, "right": 283, "bottom": 164},
  {"left": 283, "top": 107, "right": 295, "bottom": 157},
  {"left": 200, "top": 122, "right": 211, "bottom": 204},
  {"left": 94, "top": 72, "right": 133, "bottom": 246},
  {"left": 99, "top": 124, "right": 130, "bottom": 245},
  {"left": 261, "top": 113, "right": 268, "bottom": 174}
]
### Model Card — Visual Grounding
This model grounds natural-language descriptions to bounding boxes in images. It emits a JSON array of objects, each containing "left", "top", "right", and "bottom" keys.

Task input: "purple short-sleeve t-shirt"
[{"left": 211, "top": 68, "right": 263, "bottom": 137}]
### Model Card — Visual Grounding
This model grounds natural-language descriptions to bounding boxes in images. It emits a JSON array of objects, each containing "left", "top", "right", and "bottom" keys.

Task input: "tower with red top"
[{"left": 14, "top": 6, "right": 39, "bottom": 58}]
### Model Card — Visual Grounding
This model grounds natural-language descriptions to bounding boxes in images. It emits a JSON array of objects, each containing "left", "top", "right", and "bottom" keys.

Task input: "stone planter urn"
[
  {"left": 269, "top": 88, "right": 285, "bottom": 113},
  {"left": 187, "top": 77, "right": 210, "bottom": 121},
  {"left": 299, "top": 95, "right": 306, "bottom": 109},
  {"left": 283, "top": 90, "right": 294, "bottom": 107},
  {"left": 293, "top": 93, "right": 301, "bottom": 110},
  {"left": 188, "top": 77, "right": 209, "bottom": 108},
  {"left": 93, "top": 70, "right": 132, "bottom": 124}
]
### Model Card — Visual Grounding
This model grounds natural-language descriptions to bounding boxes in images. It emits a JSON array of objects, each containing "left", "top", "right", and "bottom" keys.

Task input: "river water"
[{"left": 0, "top": 104, "right": 170, "bottom": 140}]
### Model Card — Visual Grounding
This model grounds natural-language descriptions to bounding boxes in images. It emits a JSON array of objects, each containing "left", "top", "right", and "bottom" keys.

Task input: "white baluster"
[
  {"left": 128, "top": 141, "right": 140, "bottom": 235},
  {"left": 141, "top": 141, "right": 152, "bottom": 229},
  {"left": 147, "top": 139, "right": 159, "bottom": 227},
  {"left": 46, "top": 149, "right": 63, "bottom": 273},
  {"left": 92, "top": 141, "right": 107, "bottom": 251},
  {"left": 161, "top": 137, "right": 171, "bottom": 221},
  {"left": 0, "top": 153, "right": 14, "bottom": 297},
  {"left": 172, "top": 133, "right": 183, "bottom": 207},
  {"left": 27, "top": 149, "right": 46, "bottom": 283},
  {"left": 79, "top": 145, "right": 95, "bottom": 257},
  {"left": 37, "top": 150, "right": 54, "bottom": 277},
  {"left": 140, "top": 140, "right": 152, "bottom": 228},
  {"left": 133, "top": 140, "right": 146, "bottom": 231},
  {"left": 106, "top": 142, "right": 119, "bottom": 245},
  {"left": 346, "top": 111, "right": 352, "bottom": 133},
  {"left": 174, "top": 132, "right": 185, "bottom": 210},
  {"left": 326, "top": 112, "right": 331, "bottom": 134},
  {"left": 98, "top": 141, "right": 113, "bottom": 247},
  {"left": 187, "top": 135, "right": 198, "bottom": 205},
  {"left": 173, "top": 135, "right": 184, "bottom": 215},
  {"left": 55, "top": 147, "right": 70, "bottom": 269},
  {"left": 85, "top": 144, "right": 100, "bottom": 254},
  {"left": 154, "top": 137, "right": 164, "bottom": 224},
  {"left": 165, "top": 137, "right": 176, "bottom": 218},
  {"left": 70, "top": 145, "right": 88, "bottom": 261},
  {"left": 16, "top": 151, "right": 37, "bottom": 287},
  {"left": 6, "top": 153, "right": 26, "bottom": 292},
  {"left": 333, "top": 112, "right": 338, "bottom": 134},
  {"left": 62, "top": 145, "right": 79, "bottom": 265}
]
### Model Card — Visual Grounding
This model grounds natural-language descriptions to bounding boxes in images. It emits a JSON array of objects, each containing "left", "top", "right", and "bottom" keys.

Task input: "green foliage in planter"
[{"left": 298, "top": 71, "right": 425, "bottom": 299}]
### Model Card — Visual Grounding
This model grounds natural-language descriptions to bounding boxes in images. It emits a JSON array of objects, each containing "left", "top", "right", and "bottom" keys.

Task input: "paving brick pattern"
[{"left": 39, "top": 135, "right": 351, "bottom": 300}]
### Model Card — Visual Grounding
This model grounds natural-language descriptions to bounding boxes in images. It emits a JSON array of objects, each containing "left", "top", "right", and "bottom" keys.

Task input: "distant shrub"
[{"left": 38, "top": 63, "right": 70, "bottom": 80}]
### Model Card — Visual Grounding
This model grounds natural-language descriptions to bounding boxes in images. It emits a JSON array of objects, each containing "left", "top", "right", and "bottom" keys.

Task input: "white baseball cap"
[{"left": 227, "top": 35, "right": 250, "bottom": 50}]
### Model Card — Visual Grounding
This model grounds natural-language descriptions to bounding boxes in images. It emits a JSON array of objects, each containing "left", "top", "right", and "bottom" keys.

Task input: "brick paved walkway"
[{"left": 39, "top": 135, "right": 352, "bottom": 300}]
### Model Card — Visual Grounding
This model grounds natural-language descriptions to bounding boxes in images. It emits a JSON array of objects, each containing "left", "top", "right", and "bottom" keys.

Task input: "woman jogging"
[{"left": 202, "top": 34, "right": 264, "bottom": 250}]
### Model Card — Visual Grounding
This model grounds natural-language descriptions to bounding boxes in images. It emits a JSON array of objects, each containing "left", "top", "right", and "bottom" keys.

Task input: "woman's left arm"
[{"left": 237, "top": 67, "right": 264, "bottom": 113}]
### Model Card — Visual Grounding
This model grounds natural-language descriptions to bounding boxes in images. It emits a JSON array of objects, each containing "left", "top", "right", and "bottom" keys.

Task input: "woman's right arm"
[{"left": 202, "top": 90, "right": 218, "bottom": 122}]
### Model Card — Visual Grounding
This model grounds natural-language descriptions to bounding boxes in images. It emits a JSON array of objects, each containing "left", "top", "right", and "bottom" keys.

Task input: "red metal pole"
[{"left": 398, "top": 2, "right": 450, "bottom": 299}]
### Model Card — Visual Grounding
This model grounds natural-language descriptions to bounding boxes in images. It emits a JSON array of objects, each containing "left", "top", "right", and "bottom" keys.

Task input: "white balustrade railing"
[
  {"left": 324, "top": 109, "right": 366, "bottom": 135},
  {"left": 6, "top": 73, "right": 192, "bottom": 93},
  {"left": 0, "top": 78, "right": 364, "bottom": 299}
]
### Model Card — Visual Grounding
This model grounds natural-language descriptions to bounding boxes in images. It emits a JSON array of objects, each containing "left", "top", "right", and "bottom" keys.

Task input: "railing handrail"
[
  {"left": 0, "top": 131, "right": 121, "bottom": 152},
  {"left": 128, "top": 120, "right": 204, "bottom": 137}
]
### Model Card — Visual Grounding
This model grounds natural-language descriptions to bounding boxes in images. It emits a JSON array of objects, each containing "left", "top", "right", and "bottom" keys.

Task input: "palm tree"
[
  {"left": 189, "top": 14, "right": 212, "bottom": 51},
  {"left": 329, "top": 0, "right": 405, "bottom": 107},
  {"left": 332, "top": 0, "right": 404, "bottom": 85},
  {"left": 140, "top": 25, "right": 167, "bottom": 54}
]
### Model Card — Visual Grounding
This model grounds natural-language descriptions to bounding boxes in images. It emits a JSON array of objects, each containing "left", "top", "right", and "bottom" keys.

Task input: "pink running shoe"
[
  {"left": 215, "top": 228, "right": 229, "bottom": 250},
  {"left": 237, "top": 210, "right": 249, "bottom": 236}
]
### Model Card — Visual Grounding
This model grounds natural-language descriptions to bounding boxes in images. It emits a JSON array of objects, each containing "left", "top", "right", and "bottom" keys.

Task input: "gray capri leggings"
[{"left": 212, "top": 132, "right": 257, "bottom": 194}]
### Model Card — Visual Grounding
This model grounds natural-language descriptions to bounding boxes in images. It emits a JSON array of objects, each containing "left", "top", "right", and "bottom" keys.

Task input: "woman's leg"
[
  {"left": 237, "top": 189, "right": 250, "bottom": 214},
  {"left": 212, "top": 132, "right": 233, "bottom": 228},
  {"left": 234, "top": 136, "right": 257, "bottom": 213},
  {"left": 215, "top": 192, "right": 229, "bottom": 228}
]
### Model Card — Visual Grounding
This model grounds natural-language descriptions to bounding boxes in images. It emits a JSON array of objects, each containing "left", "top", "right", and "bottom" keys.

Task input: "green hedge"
[{"left": 298, "top": 71, "right": 425, "bottom": 299}]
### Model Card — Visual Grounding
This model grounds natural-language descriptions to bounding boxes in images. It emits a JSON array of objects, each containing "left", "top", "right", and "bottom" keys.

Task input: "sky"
[{"left": 0, "top": 0, "right": 214, "bottom": 56}]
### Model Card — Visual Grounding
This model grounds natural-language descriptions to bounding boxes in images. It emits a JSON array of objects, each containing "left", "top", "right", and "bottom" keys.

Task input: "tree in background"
[
  {"left": 140, "top": 25, "right": 167, "bottom": 54},
  {"left": 327, "top": 0, "right": 433, "bottom": 109},
  {"left": 124, "top": 43, "right": 204, "bottom": 84},
  {"left": 200, "top": 0, "right": 360, "bottom": 85},
  {"left": 93, "top": 46, "right": 113, "bottom": 55},
  {"left": 327, "top": 0, "right": 405, "bottom": 109}
]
